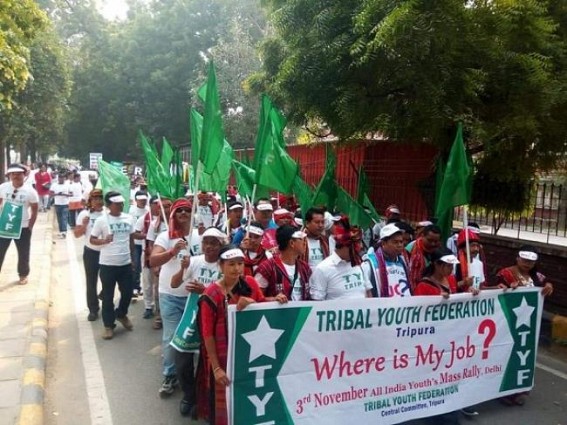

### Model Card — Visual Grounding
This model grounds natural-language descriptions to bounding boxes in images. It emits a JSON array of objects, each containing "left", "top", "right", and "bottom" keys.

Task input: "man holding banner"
[{"left": 0, "top": 164, "right": 39, "bottom": 285}]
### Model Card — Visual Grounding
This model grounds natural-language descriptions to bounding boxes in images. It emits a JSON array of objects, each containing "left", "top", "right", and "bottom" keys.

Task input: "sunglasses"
[
  {"left": 11, "top": 189, "right": 18, "bottom": 200},
  {"left": 175, "top": 208, "right": 192, "bottom": 214}
]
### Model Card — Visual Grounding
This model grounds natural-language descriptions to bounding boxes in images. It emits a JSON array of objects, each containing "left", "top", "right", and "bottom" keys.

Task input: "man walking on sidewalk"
[
  {"left": 90, "top": 191, "right": 136, "bottom": 340},
  {"left": 0, "top": 164, "right": 39, "bottom": 285}
]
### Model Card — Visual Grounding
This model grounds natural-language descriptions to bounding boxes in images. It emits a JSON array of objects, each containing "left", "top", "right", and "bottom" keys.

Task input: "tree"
[
  {"left": 0, "top": 0, "right": 48, "bottom": 111},
  {"left": 252, "top": 0, "right": 567, "bottom": 184}
]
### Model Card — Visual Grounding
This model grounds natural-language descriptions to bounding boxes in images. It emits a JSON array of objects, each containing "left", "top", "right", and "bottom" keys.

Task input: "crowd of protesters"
[{"left": 0, "top": 164, "right": 556, "bottom": 425}]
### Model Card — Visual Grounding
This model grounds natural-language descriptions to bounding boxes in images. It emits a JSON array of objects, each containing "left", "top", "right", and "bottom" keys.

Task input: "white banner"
[{"left": 227, "top": 288, "right": 543, "bottom": 425}]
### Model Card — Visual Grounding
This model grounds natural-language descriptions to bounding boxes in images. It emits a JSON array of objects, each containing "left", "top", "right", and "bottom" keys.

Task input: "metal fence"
[{"left": 459, "top": 183, "right": 567, "bottom": 238}]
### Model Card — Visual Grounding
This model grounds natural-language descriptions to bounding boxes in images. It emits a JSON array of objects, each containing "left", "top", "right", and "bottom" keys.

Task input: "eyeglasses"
[
  {"left": 175, "top": 208, "right": 192, "bottom": 214},
  {"left": 11, "top": 190, "right": 18, "bottom": 200}
]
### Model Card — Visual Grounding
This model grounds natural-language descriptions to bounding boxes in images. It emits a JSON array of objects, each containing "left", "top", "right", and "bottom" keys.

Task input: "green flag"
[
  {"left": 435, "top": 123, "right": 473, "bottom": 241},
  {"left": 232, "top": 160, "right": 270, "bottom": 199},
  {"left": 252, "top": 95, "right": 299, "bottom": 194},
  {"left": 312, "top": 145, "right": 337, "bottom": 211},
  {"left": 200, "top": 61, "right": 225, "bottom": 174},
  {"left": 357, "top": 166, "right": 381, "bottom": 223},
  {"left": 139, "top": 131, "right": 171, "bottom": 197},
  {"left": 97, "top": 159, "right": 130, "bottom": 212},
  {"left": 336, "top": 186, "right": 373, "bottom": 229},
  {"left": 293, "top": 175, "right": 314, "bottom": 217},
  {"left": 161, "top": 137, "right": 175, "bottom": 171}
]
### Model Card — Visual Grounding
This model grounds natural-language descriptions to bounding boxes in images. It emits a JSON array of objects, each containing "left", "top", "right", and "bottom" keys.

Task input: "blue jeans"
[
  {"left": 54, "top": 204, "right": 68, "bottom": 232},
  {"left": 159, "top": 293, "right": 187, "bottom": 377}
]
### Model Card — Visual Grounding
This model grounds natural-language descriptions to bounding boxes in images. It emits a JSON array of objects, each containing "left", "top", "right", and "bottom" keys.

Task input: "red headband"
[{"left": 168, "top": 198, "right": 192, "bottom": 239}]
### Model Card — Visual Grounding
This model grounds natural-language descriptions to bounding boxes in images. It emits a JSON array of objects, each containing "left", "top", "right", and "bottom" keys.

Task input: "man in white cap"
[
  {"left": 362, "top": 223, "right": 411, "bottom": 298},
  {"left": 218, "top": 200, "right": 243, "bottom": 242},
  {"left": 232, "top": 198, "right": 276, "bottom": 247},
  {"left": 90, "top": 191, "right": 136, "bottom": 340},
  {"left": 0, "top": 164, "right": 39, "bottom": 285}
]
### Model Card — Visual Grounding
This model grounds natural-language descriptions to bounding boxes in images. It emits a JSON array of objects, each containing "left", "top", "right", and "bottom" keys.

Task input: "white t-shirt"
[
  {"left": 154, "top": 231, "right": 191, "bottom": 297},
  {"left": 146, "top": 219, "right": 168, "bottom": 242},
  {"left": 310, "top": 252, "right": 371, "bottom": 300},
  {"left": 77, "top": 209, "right": 104, "bottom": 251},
  {"left": 91, "top": 213, "right": 135, "bottom": 266},
  {"left": 307, "top": 238, "right": 326, "bottom": 269},
  {"left": 182, "top": 254, "right": 222, "bottom": 287},
  {"left": 129, "top": 205, "right": 149, "bottom": 246},
  {"left": 50, "top": 181, "right": 71, "bottom": 205},
  {"left": 69, "top": 181, "right": 83, "bottom": 203},
  {"left": 0, "top": 183, "right": 39, "bottom": 228},
  {"left": 254, "top": 262, "right": 301, "bottom": 300},
  {"left": 196, "top": 205, "right": 214, "bottom": 228},
  {"left": 468, "top": 255, "right": 485, "bottom": 289},
  {"left": 188, "top": 228, "right": 203, "bottom": 256}
]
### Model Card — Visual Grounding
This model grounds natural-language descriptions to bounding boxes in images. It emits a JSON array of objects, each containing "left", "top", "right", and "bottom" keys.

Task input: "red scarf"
[
  {"left": 408, "top": 238, "right": 429, "bottom": 292},
  {"left": 168, "top": 198, "right": 192, "bottom": 239},
  {"left": 302, "top": 232, "right": 330, "bottom": 263},
  {"left": 243, "top": 248, "right": 268, "bottom": 277}
]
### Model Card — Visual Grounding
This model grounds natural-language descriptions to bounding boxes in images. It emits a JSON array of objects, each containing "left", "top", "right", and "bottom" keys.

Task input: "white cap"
[
  {"left": 109, "top": 195, "right": 125, "bottom": 203},
  {"left": 439, "top": 254, "right": 460, "bottom": 265},
  {"left": 380, "top": 223, "right": 403, "bottom": 240},
  {"left": 247, "top": 225, "right": 264, "bottom": 236},
  {"left": 228, "top": 202, "right": 244, "bottom": 210},
  {"left": 256, "top": 203, "right": 273, "bottom": 211},
  {"left": 6, "top": 165, "right": 26, "bottom": 174},
  {"left": 417, "top": 221, "right": 433, "bottom": 227},
  {"left": 202, "top": 227, "right": 227, "bottom": 242},
  {"left": 135, "top": 195, "right": 148, "bottom": 200},
  {"left": 291, "top": 231, "right": 307, "bottom": 239},
  {"left": 519, "top": 251, "right": 538, "bottom": 261},
  {"left": 220, "top": 248, "right": 245, "bottom": 260}
]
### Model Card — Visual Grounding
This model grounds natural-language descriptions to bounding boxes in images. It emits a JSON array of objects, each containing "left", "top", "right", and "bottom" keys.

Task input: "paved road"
[{"left": 45, "top": 233, "right": 567, "bottom": 425}]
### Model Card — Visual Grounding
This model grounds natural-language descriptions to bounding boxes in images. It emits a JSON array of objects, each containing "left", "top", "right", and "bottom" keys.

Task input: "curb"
[{"left": 17, "top": 217, "right": 53, "bottom": 425}]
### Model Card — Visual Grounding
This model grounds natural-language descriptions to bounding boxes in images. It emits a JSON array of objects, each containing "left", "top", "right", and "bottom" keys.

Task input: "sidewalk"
[{"left": 0, "top": 213, "right": 52, "bottom": 425}]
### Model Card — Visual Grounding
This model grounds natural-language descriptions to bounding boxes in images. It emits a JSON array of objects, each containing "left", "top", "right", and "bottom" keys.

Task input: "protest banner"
[
  {"left": 170, "top": 294, "right": 201, "bottom": 353},
  {"left": 227, "top": 288, "right": 543, "bottom": 425},
  {"left": 0, "top": 201, "right": 23, "bottom": 239}
]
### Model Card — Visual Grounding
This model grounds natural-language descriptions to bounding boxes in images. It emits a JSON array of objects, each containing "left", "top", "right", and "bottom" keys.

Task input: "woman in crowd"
[
  {"left": 73, "top": 189, "right": 105, "bottom": 321},
  {"left": 414, "top": 247, "right": 478, "bottom": 297},
  {"left": 197, "top": 245, "right": 287, "bottom": 424}
]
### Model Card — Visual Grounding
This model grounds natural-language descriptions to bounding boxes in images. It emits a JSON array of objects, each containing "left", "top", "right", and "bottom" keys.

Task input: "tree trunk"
[{"left": 0, "top": 138, "right": 5, "bottom": 181}]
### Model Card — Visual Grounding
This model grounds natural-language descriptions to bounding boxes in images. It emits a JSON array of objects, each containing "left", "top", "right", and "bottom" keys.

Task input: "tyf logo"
[{"left": 231, "top": 307, "right": 311, "bottom": 424}]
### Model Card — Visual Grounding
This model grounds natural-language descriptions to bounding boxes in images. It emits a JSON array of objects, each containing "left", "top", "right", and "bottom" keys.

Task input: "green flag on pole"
[
  {"left": 200, "top": 61, "right": 225, "bottom": 174},
  {"left": 252, "top": 95, "right": 299, "bottom": 194},
  {"left": 312, "top": 145, "right": 338, "bottom": 211},
  {"left": 292, "top": 175, "right": 314, "bottom": 217},
  {"left": 435, "top": 123, "right": 473, "bottom": 241},
  {"left": 139, "top": 131, "right": 171, "bottom": 197},
  {"left": 336, "top": 186, "right": 373, "bottom": 229},
  {"left": 97, "top": 159, "right": 130, "bottom": 212},
  {"left": 357, "top": 166, "right": 381, "bottom": 223}
]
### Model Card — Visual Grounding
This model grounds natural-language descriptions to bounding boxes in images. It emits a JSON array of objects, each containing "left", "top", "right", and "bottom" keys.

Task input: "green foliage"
[
  {"left": 0, "top": 0, "right": 48, "bottom": 111},
  {"left": 254, "top": 0, "right": 567, "bottom": 183},
  {"left": 2, "top": 22, "right": 71, "bottom": 161}
]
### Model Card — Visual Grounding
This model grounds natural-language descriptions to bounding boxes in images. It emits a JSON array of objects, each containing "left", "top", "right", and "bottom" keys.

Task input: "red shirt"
[
  {"left": 414, "top": 275, "right": 457, "bottom": 296},
  {"left": 34, "top": 171, "right": 51, "bottom": 196}
]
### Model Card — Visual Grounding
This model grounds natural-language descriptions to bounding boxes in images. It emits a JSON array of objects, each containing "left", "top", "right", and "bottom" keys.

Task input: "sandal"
[
  {"left": 19, "top": 276, "right": 28, "bottom": 285},
  {"left": 153, "top": 316, "right": 162, "bottom": 330}
]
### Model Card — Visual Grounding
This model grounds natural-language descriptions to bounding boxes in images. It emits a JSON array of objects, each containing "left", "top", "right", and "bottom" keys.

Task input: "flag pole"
[
  {"left": 188, "top": 163, "right": 202, "bottom": 248},
  {"left": 463, "top": 204, "right": 472, "bottom": 278},
  {"left": 156, "top": 192, "right": 169, "bottom": 232}
]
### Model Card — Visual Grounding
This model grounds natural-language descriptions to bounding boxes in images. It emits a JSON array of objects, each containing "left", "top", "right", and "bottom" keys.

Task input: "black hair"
[
  {"left": 422, "top": 247, "right": 454, "bottom": 278},
  {"left": 218, "top": 245, "right": 252, "bottom": 297},
  {"left": 305, "top": 207, "right": 325, "bottom": 222},
  {"left": 395, "top": 221, "right": 415, "bottom": 237},
  {"left": 249, "top": 221, "right": 264, "bottom": 230},
  {"left": 518, "top": 244, "right": 543, "bottom": 286},
  {"left": 276, "top": 225, "right": 297, "bottom": 251},
  {"left": 104, "top": 191, "right": 122, "bottom": 206},
  {"left": 422, "top": 224, "right": 441, "bottom": 236},
  {"left": 254, "top": 197, "right": 270, "bottom": 208}
]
